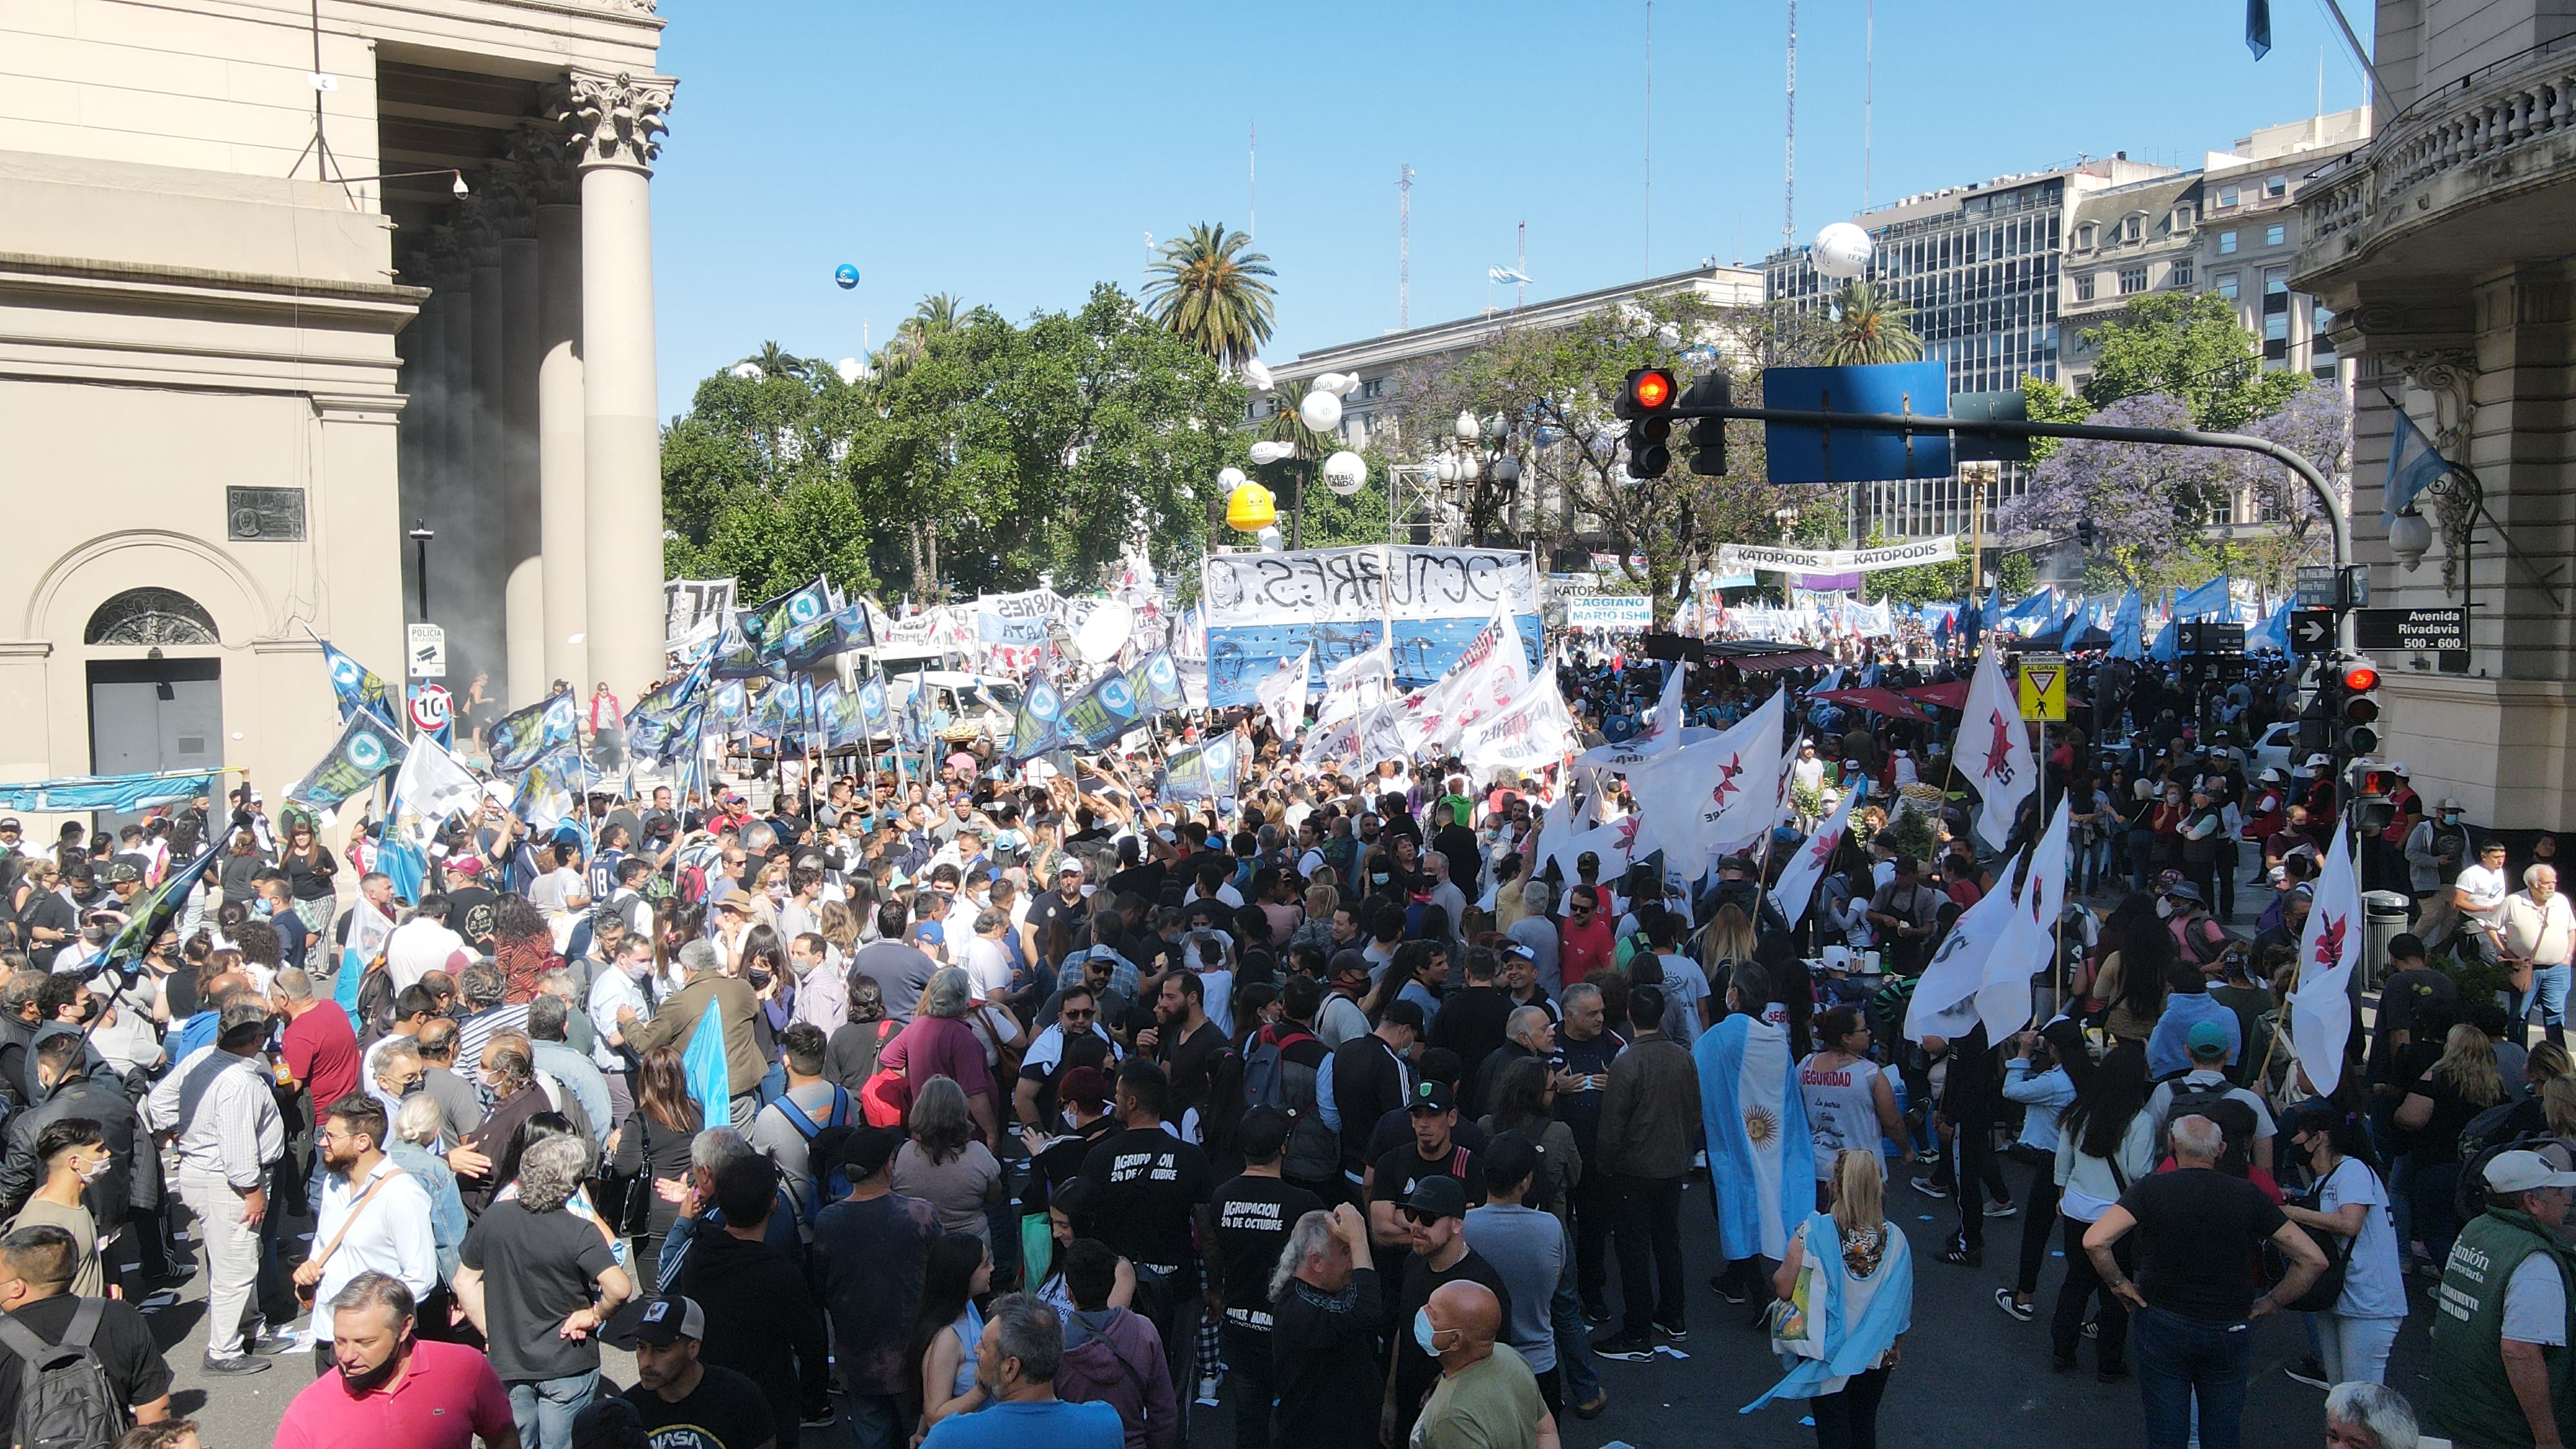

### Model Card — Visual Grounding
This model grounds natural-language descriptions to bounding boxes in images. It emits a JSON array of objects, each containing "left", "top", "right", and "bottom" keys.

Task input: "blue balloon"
[{"left": 833, "top": 263, "right": 860, "bottom": 289}]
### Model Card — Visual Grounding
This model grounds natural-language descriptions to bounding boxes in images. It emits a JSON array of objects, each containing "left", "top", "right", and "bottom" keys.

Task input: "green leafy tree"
[
  {"left": 1863, "top": 533, "right": 2036, "bottom": 604},
  {"left": 2072, "top": 291, "right": 2302, "bottom": 431},
  {"left": 1142, "top": 223, "right": 1276, "bottom": 369},
  {"left": 1388, "top": 297, "right": 1839, "bottom": 623},
  {"left": 1823, "top": 280, "right": 1923, "bottom": 365}
]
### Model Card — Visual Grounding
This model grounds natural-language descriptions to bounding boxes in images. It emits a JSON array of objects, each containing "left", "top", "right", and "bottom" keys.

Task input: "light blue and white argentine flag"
[{"left": 1695, "top": 1010, "right": 1815, "bottom": 1262}]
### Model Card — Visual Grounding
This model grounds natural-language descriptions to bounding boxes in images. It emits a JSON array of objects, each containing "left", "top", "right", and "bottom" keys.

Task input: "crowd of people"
[{"left": 0, "top": 629, "right": 2537, "bottom": 1449}]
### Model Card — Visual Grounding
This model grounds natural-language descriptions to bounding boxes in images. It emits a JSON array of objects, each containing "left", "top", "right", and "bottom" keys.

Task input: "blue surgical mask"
[{"left": 1412, "top": 1308, "right": 1441, "bottom": 1356}]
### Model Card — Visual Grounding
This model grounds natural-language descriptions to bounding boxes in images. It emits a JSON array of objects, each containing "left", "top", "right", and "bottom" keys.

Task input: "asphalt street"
[{"left": 153, "top": 1164, "right": 2405, "bottom": 1449}]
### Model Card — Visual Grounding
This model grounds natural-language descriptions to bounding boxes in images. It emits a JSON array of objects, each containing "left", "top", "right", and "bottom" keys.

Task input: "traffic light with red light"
[
  {"left": 1619, "top": 367, "right": 1678, "bottom": 479},
  {"left": 2340, "top": 658, "right": 2382, "bottom": 755}
]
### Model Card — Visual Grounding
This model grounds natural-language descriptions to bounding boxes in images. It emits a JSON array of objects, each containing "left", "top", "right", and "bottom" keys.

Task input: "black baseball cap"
[
  {"left": 1403, "top": 1174, "right": 1467, "bottom": 1219},
  {"left": 1408, "top": 1080, "right": 1455, "bottom": 1115}
]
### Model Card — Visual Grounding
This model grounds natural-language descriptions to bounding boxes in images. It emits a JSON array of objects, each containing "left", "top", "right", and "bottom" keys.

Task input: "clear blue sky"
[{"left": 649, "top": 0, "right": 2373, "bottom": 417}]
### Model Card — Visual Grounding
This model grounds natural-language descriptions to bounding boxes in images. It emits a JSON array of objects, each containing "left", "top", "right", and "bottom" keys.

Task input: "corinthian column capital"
[
  {"left": 510, "top": 124, "right": 585, "bottom": 207},
  {"left": 556, "top": 70, "right": 676, "bottom": 173}
]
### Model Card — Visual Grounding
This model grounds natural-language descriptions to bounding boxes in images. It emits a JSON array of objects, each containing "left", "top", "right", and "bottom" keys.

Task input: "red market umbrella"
[
  {"left": 1809, "top": 687, "right": 1938, "bottom": 723},
  {"left": 1902, "top": 681, "right": 1969, "bottom": 710}
]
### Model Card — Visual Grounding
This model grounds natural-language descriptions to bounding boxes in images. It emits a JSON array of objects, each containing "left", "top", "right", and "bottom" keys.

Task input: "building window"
[
  {"left": 2075, "top": 273, "right": 2096, "bottom": 301},
  {"left": 2170, "top": 259, "right": 2193, "bottom": 287},
  {"left": 85, "top": 589, "right": 218, "bottom": 647},
  {"left": 2264, "top": 265, "right": 2289, "bottom": 297},
  {"left": 2076, "top": 223, "right": 2097, "bottom": 250},
  {"left": 2118, "top": 267, "right": 2147, "bottom": 294},
  {"left": 2217, "top": 184, "right": 2240, "bottom": 207},
  {"left": 2171, "top": 205, "right": 2194, "bottom": 231},
  {"left": 2123, "top": 216, "right": 2142, "bottom": 243},
  {"left": 1358, "top": 377, "right": 1384, "bottom": 400},
  {"left": 2265, "top": 223, "right": 2287, "bottom": 246},
  {"left": 2219, "top": 231, "right": 2238, "bottom": 254},
  {"left": 2265, "top": 175, "right": 2287, "bottom": 199},
  {"left": 2215, "top": 272, "right": 2239, "bottom": 300}
]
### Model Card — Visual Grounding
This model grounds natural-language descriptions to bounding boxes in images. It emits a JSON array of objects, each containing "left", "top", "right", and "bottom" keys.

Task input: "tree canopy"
[{"left": 662, "top": 284, "right": 1247, "bottom": 603}]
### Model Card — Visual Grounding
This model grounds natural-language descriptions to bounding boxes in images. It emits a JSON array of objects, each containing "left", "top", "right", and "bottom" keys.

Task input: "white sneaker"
[{"left": 1195, "top": 1372, "right": 1221, "bottom": 1406}]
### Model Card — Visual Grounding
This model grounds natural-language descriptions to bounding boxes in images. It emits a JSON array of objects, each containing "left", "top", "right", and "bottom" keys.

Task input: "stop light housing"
[
  {"left": 2076, "top": 518, "right": 2098, "bottom": 549},
  {"left": 2349, "top": 761, "right": 2401, "bottom": 836},
  {"left": 2339, "top": 658, "right": 2382, "bottom": 755},
  {"left": 1681, "top": 372, "right": 1732, "bottom": 477},
  {"left": 1620, "top": 367, "right": 1678, "bottom": 479}
]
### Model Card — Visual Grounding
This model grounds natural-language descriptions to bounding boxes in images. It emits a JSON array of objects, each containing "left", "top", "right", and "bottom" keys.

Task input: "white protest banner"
[
  {"left": 1716, "top": 536, "right": 1958, "bottom": 575},
  {"left": 664, "top": 578, "right": 737, "bottom": 649},
  {"left": 1256, "top": 645, "right": 1312, "bottom": 745},
  {"left": 1201, "top": 545, "right": 1539, "bottom": 706},
  {"left": 1564, "top": 594, "right": 1654, "bottom": 631},
  {"left": 974, "top": 588, "right": 1060, "bottom": 647},
  {"left": 1462, "top": 667, "right": 1578, "bottom": 773}
]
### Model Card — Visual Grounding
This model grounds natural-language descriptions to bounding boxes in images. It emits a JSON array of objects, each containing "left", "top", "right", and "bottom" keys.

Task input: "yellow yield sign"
[{"left": 2018, "top": 652, "right": 2067, "bottom": 723}]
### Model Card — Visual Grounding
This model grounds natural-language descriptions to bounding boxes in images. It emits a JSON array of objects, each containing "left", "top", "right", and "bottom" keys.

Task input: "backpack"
[
  {"left": 0, "top": 1298, "right": 124, "bottom": 1449},
  {"left": 773, "top": 1084, "right": 857, "bottom": 1220},
  {"left": 2160, "top": 1074, "right": 2239, "bottom": 1142},
  {"left": 858, "top": 1022, "right": 907, "bottom": 1129},
  {"left": 1243, "top": 1023, "right": 1321, "bottom": 1113}
]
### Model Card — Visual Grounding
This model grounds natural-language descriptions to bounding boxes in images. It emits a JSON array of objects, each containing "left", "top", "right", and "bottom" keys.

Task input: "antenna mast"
[
  {"left": 1783, "top": 0, "right": 1797, "bottom": 248},
  {"left": 1249, "top": 122, "right": 1257, "bottom": 243},
  {"left": 1644, "top": 0, "right": 1653, "bottom": 277},
  {"left": 1517, "top": 222, "right": 1527, "bottom": 311},
  {"left": 1398, "top": 162, "right": 1414, "bottom": 328}
]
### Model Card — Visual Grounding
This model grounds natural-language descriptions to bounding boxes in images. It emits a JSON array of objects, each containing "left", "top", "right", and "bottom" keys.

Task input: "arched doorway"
[{"left": 83, "top": 589, "right": 222, "bottom": 807}]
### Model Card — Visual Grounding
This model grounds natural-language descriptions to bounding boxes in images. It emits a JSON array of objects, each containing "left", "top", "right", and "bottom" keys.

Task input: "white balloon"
[
  {"left": 1074, "top": 599, "right": 1135, "bottom": 663},
  {"left": 1255, "top": 525, "right": 1285, "bottom": 551},
  {"left": 1247, "top": 440, "right": 1294, "bottom": 465},
  {"left": 1244, "top": 359, "right": 1274, "bottom": 392},
  {"left": 1299, "top": 389, "right": 1343, "bottom": 433},
  {"left": 1329, "top": 373, "right": 1361, "bottom": 397},
  {"left": 1813, "top": 222, "right": 1875, "bottom": 279},
  {"left": 1312, "top": 372, "right": 1349, "bottom": 398},
  {"left": 1323, "top": 450, "right": 1367, "bottom": 495},
  {"left": 835, "top": 357, "right": 864, "bottom": 386},
  {"left": 1218, "top": 466, "right": 1248, "bottom": 491},
  {"left": 730, "top": 362, "right": 762, "bottom": 379}
]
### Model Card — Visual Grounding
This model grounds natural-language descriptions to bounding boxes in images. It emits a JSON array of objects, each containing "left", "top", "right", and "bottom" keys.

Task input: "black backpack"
[{"left": 0, "top": 1298, "right": 124, "bottom": 1449}]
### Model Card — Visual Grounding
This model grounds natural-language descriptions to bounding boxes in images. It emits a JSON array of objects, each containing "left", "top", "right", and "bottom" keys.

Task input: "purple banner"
[{"left": 1796, "top": 571, "right": 1862, "bottom": 591}]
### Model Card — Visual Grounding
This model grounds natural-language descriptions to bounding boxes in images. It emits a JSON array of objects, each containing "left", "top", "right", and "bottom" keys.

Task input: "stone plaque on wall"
[{"left": 226, "top": 487, "right": 307, "bottom": 541}]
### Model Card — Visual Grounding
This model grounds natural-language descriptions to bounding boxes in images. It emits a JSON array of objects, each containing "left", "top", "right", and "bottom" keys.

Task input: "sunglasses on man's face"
[
  {"left": 1062, "top": 1007, "right": 1095, "bottom": 1021},
  {"left": 1401, "top": 1208, "right": 1443, "bottom": 1227}
]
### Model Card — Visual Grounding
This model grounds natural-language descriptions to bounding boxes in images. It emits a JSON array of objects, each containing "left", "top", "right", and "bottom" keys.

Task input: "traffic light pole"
[{"left": 1667, "top": 402, "right": 2355, "bottom": 650}]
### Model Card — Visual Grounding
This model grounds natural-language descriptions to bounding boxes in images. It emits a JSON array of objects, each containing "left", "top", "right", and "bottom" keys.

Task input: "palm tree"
[
  {"left": 871, "top": 294, "right": 967, "bottom": 385},
  {"left": 738, "top": 340, "right": 815, "bottom": 380},
  {"left": 1142, "top": 223, "right": 1276, "bottom": 368},
  {"left": 1823, "top": 280, "right": 1922, "bottom": 365}
]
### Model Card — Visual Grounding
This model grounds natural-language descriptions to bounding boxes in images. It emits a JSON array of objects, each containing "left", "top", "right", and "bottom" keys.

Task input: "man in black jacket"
[
  {"left": 0, "top": 1031, "right": 149, "bottom": 1294},
  {"left": 1269, "top": 1203, "right": 1381, "bottom": 1449},
  {"left": 1329, "top": 999, "right": 1420, "bottom": 1190},
  {"left": 674, "top": 1150, "right": 830, "bottom": 1448}
]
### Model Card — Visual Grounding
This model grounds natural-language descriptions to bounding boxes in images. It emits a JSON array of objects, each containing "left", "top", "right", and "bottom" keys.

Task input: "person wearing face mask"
[
  {"left": 277, "top": 1272, "right": 513, "bottom": 1449},
  {"left": 2409, "top": 798, "right": 2474, "bottom": 940},
  {"left": 588, "top": 933, "right": 655, "bottom": 1125},
  {"left": 0, "top": 1030, "right": 144, "bottom": 1290},
  {"left": 1383, "top": 1174, "right": 1512, "bottom": 1448},
  {"left": 0, "top": 1224, "right": 171, "bottom": 1435},
  {"left": 3, "top": 1119, "right": 115, "bottom": 1298}
]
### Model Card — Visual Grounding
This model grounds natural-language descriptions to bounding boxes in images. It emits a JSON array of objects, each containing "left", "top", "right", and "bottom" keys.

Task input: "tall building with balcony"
[{"left": 2295, "top": 3, "right": 2576, "bottom": 828}]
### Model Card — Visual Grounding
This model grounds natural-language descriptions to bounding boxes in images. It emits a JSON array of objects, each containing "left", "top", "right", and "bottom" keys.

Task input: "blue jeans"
[
  {"left": 507, "top": 1370, "right": 600, "bottom": 1449},
  {"left": 843, "top": 1392, "right": 911, "bottom": 1449},
  {"left": 1551, "top": 1266, "right": 1603, "bottom": 1402},
  {"left": 2525, "top": 964, "right": 2573, "bottom": 1039},
  {"left": 2130, "top": 1304, "right": 2251, "bottom": 1449}
]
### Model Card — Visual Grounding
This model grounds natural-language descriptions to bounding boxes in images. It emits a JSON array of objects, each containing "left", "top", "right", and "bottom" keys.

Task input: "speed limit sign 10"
[{"left": 410, "top": 683, "right": 453, "bottom": 734}]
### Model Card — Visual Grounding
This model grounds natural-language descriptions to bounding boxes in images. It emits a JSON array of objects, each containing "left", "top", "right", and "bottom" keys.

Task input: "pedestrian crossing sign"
[{"left": 2018, "top": 655, "right": 2067, "bottom": 722}]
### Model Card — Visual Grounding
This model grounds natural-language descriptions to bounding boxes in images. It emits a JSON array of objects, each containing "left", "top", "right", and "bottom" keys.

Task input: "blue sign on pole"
[{"left": 1762, "top": 361, "right": 1953, "bottom": 484}]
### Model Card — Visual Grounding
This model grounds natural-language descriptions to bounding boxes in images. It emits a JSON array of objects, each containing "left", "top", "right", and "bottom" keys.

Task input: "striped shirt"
[{"left": 146, "top": 1045, "right": 283, "bottom": 1190}]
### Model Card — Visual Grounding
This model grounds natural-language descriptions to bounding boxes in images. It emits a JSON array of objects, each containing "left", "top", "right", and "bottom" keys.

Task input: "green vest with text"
[{"left": 2429, "top": 1207, "right": 2576, "bottom": 1449}]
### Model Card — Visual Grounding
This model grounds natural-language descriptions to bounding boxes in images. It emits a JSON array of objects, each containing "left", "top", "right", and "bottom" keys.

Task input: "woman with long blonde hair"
[
  {"left": 1698, "top": 902, "right": 1758, "bottom": 979},
  {"left": 1759, "top": 1148, "right": 1912, "bottom": 1444},
  {"left": 2396, "top": 1020, "right": 2507, "bottom": 1269}
]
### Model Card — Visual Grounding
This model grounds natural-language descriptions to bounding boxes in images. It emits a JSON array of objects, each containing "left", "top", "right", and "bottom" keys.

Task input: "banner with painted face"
[
  {"left": 1200, "top": 545, "right": 1541, "bottom": 707},
  {"left": 285, "top": 708, "right": 408, "bottom": 811}
]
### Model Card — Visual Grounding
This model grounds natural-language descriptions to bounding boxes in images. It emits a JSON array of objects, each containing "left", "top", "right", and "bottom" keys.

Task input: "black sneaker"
[
  {"left": 1582, "top": 1303, "right": 1612, "bottom": 1327},
  {"left": 2098, "top": 1362, "right": 2130, "bottom": 1383},
  {"left": 1994, "top": 1288, "right": 2035, "bottom": 1322},
  {"left": 2284, "top": 1357, "right": 2330, "bottom": 1390},
  {"left": 1708, "top": 1274, "right": 1748, "bottom": 1305},
  {"left": 1653, "top": 1317, "right": 1687, "bottom": 1341},
  {"left": 201, "top": 1354, "right": 270, "bottom": 1376},
  {"left": 1984, "top": 1200, "right": 2019, "bottom": 1218},
  {"left": 1591, "top": 1332, "right": 1656, "bottom": 1361},
  {"left": 1911, "top": 1177, "right": 1952, "bottom": 1199}
]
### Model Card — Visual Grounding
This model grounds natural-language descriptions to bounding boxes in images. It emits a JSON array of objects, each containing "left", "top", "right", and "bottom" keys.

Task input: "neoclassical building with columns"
[{"left": 0, "top": 0, "right": 675, "bottom": 814}]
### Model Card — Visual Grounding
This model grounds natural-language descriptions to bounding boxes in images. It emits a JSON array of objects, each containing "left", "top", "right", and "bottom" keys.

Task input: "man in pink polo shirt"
[{"left": 276, "top": 1271, "right": 516, "bottom": 1449}]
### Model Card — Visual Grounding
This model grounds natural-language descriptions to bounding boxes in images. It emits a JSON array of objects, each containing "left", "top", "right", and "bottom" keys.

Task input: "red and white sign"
[{"left": 409, "top": 683, "right": 453, "bottom": 734}]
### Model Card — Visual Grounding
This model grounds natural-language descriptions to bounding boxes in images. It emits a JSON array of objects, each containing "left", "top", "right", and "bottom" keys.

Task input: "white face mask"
[{"left": 2155, "top": 899, "right": 2176, "bottom": 919}]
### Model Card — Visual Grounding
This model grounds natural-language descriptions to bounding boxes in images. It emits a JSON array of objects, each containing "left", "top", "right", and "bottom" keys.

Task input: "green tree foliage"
[
  {"left": 1390, "top": 297, "right": 1841, "bottom": 623},
  {"left": 1823, "top": 280, "right": 1923, "bottom": 365},
  {"left": 2069, "top": 291, "right": 2303, "bottom": 431},
  {"left": 663, "top": 285, "right": 1246, "bottom": 605},
  {"left": 1862, "top": 534, "right": 2036, "bottom": 605},
  {"left": 1142, "top": 223, "right": 1276, "bottom": 369}
]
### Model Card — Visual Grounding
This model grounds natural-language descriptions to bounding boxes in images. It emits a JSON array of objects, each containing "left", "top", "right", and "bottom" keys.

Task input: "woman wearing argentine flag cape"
[{"left": 1744, "top": 1149, "right": 1914, "bottom": 1445}]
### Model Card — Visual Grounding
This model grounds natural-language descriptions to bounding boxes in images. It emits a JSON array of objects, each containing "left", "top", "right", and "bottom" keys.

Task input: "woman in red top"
[
  {"left": 489, "top": 894, "right": 558, "bottom": 1004},
  {"left": 876, "top": 967, "right": 1002, "bottom": 1145}
]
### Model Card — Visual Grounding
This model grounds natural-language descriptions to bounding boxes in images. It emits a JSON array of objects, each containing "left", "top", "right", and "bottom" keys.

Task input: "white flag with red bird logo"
[
  {"left": 1768, "top": 787, "right": 1855, "bottom": 930},
  {"left": 2291, "top": 825, "right": 2367, "bottom": 1095},
  {"left": 1627, "top": 687, "right": 1786, "bottom": 874},
  {"left": 1961, "top": 641, "right": 2036, "bottom": 848}
]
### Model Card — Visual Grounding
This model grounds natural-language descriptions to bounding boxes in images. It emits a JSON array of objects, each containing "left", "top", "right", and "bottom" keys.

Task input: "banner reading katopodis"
[
  {"left": 1200, "top": 545, "right": 1541, "bottom": 708},
  {"left": 1714, "top": 536, "right": 1958, "bottom": 576}
]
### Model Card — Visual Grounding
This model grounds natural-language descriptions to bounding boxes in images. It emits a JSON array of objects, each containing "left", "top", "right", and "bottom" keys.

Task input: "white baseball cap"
[{"left": 2486, "top": 1148, "right": 2576, "bottom": 1195}]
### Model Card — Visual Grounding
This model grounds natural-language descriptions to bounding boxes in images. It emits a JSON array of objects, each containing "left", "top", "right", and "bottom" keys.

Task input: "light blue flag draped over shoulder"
[
  {"left": 1695, "top": 1012, "right": 1814, "bottom": 1264},
  {"left": 682, "top": 1000, "right": 732, "bottom": 1132},
  {"left": 1741, "top": 1209, "right": 1916, "bottom": 1412}
]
